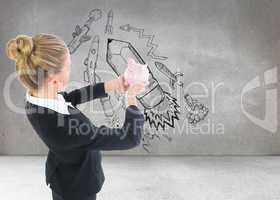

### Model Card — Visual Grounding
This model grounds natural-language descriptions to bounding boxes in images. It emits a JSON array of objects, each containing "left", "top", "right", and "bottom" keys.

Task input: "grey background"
[{"left": 0, "top": 0, "right": 279, "bottom": 155}]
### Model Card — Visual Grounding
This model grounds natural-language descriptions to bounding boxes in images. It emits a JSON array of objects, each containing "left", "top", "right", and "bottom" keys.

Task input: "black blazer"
[{"left": 25, "top": 82, "right": 144, "bottom": 200}]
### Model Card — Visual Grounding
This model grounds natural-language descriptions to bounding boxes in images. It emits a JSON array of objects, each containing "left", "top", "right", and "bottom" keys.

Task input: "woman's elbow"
[
  {"left": 122, "top": 115, "right": 144, "bottom": 149},
  {"left": 131, "top": 133, "right": 141, "bottom": 147}
]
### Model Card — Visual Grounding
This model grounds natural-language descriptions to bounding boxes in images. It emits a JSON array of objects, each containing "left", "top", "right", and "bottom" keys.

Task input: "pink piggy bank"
[{"left": 124, "top": 58, "right": 149, "bottom": 85}]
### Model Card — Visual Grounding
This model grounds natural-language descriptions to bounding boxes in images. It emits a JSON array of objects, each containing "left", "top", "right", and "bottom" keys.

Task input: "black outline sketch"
[
  {"left": 83, "top": 35, "right": 120, "bottom": 127},
  {"left": 67, "top": 8, "right": 187, "bottom": 152},
  {"left": 144, "top": 92, "right": 180, "bottom": 130},
  {"left": 99, "top": 94, "right": 120, "bottom": 128},
  {"left": 141, "top": 127, "right": 172, "bottom": 153},
  {"left": 86, "top": 9, "right": 102, "bottom": 26},
  {"left": 106, "top": 38, "right": 165, "bottom": 109},
  {"left": 154, "top": 62, "right": 184, "bottom": 89},
  {"left": 142, "top": 127, "right": 160, "bottom": 153},
  {"left": 83, "top": 35, "right": 100, "bottom": 84},
  {"left": 68, "top": 9, "right": 102, "bottom": 54},
  {"left": 184, "top": 93, "right": 209, "bottom": 125},
  {"left": 106, "top": 38, "right": 180, "bottom": 130},
  {"left": 104, "top": 9, "right": 113, "bottom": 35},
  {"left": 119, "top": 24, "right": 168, "bottom": 60},
  {"left": 114, "top": 91, "right": 127, "bottom": 111}
]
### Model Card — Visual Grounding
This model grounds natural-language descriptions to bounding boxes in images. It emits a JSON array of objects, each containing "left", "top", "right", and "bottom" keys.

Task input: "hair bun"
[{"left": 6, "top": 35, "right": 34, "bottom": 62}]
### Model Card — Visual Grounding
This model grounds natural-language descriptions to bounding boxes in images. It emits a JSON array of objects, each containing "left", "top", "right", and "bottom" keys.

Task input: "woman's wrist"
[
  {"left": 126, "top": 93, "right": 137, "bottom": 106},
  {"left": 104, "top": 78, "right": 120, "bottom": 93}
]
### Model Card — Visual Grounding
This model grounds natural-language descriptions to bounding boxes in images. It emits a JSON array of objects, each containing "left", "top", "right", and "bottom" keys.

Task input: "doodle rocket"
[{"left": 106, "top": 38, "right": 180, "bottom": 130}]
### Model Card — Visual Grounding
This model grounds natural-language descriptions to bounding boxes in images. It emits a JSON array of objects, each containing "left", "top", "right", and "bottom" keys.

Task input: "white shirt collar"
[{"left": 25, "top": 91, "right": 74, "bottom": 115}]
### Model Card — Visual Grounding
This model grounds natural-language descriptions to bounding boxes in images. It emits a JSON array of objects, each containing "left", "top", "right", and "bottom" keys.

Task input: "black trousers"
[{"left": 52, "top": 191, "right": 96, "bottom": 200}]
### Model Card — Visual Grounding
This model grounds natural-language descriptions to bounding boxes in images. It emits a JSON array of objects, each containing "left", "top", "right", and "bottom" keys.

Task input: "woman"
[{"left": 6, "top": 34, "right": 146, "bottom": 200}]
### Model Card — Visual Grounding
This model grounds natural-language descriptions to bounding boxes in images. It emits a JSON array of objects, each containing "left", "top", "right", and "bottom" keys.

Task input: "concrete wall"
[{"left": 0, "top": 0, "right": 279, "bottom": 155}]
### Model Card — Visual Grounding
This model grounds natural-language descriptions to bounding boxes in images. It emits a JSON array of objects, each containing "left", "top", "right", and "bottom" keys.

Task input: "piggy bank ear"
[{"left": 127, "top": 57, "right": 135, "bottom": 66}]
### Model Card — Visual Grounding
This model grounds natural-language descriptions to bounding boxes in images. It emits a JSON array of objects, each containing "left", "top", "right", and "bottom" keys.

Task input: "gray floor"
[{"left": 0, "top": 156, "right": 280, "bottom": 200}]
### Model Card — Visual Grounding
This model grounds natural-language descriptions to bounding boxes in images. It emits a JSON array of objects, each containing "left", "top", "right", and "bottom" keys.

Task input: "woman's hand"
[
  {"left": 127, "top": 82, "right": 146, "bottom": 96},
  {"left": 104, "top": 75, "right": 130, "bottom": 93},
  {"left": 126, "top": 82, "right": 146, "bottom": 106},
  {"left": 117, "top": 75, "right": 130, "bottom": 92}
]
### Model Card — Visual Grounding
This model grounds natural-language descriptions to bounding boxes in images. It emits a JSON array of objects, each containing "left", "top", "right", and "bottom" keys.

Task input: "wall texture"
[{"left": 0, "top": 0, "right": 279, "bottom": 155}]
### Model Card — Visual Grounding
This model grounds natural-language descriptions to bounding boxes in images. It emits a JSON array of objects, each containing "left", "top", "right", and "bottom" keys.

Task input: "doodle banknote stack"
[{"left": 67, "top": 8, "right": 209, "bottom": 152}]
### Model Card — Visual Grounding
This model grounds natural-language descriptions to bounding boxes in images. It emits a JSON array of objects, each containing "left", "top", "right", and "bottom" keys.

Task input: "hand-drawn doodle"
[
  {"left": 106, "top": 38, "right": 180, "bottom": 130},
  {"left": 142, "top": 127, "right": 172, "bottom": 152},
  {"left": 83, "top": 35, "right": 100, "bottom": 84},
  {"left": 68, "top": 8, "right": 192, "bottom": 151},
  {"left": 184, "top": 93, "right": 209, "bottom": 125},
  {"left": 119, "top": 24, "right": 168, "bottom": 60},
  {"left": 68, "top": 9, "right": 102, "bottom": 54},
  {"left": 142, "top": 127, "right": 160, "bottom": 153},
  {"left": 83, "top": 35, "right": 120, "bottom": 127},
  {"left": 104, "top": 9, "right": 113, "bottom": 35},
  {"left": 154, "top": 62, "right": 184, "bottom": 89},
  {"left": 144, "top": 92, "right": 180, "bottom": 130},
  {"left": 99, "top": 94, "right": 121, "bottom": 128},
  {"left": 114, "top": 91, "right": 127, "bottom": 110},
  {"left": 106, "top": 38, "right": 165, "bottom": 109},
  {"left": 86, "top": 9, "right": 102, "bottom": 26}
]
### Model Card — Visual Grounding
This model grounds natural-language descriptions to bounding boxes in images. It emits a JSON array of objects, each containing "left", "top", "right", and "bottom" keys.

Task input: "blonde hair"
[{"left": 5, "top": 33, "right": 68, "bottom": 91}]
